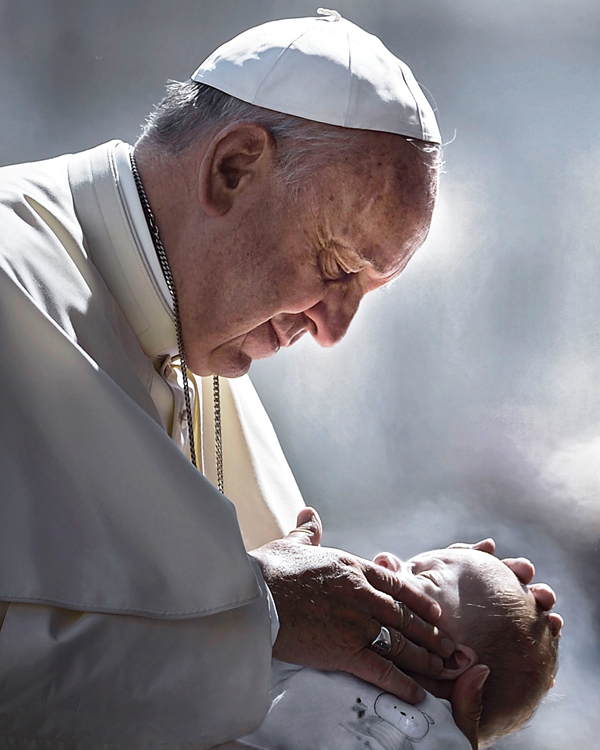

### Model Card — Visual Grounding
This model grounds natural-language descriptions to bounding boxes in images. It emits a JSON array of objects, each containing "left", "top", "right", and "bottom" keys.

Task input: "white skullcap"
[{"left": 191, "top": 8, "right": 441, "bottom": 144}]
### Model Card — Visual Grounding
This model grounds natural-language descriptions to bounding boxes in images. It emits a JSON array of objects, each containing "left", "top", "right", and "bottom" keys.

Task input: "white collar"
[
  {"left": 69, "top": 140, "right": 178, "bottom": 360},
  {"left": 113, "top": 142, "right": 173, "bottom": 310}
]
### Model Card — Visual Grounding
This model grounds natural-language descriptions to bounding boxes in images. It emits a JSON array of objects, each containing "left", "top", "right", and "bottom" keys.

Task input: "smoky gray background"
[{"left": 1, "top": 0, "right": 599, "bottom": 747}]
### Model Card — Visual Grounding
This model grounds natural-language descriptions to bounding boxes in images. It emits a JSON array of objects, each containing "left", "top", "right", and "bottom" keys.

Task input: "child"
[{"left": 230, "top": 546, "right": 560, "bottom": 749}]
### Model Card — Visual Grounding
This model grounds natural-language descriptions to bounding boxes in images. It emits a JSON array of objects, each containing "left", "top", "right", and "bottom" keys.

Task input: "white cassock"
[{"left": 0, "top": 141, "right": 305, "bottom": 748}]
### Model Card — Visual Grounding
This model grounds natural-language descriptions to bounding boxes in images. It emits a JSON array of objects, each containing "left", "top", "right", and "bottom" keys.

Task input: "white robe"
[{"left": 0, "top": 141, "right": 305, "bottom": 748}]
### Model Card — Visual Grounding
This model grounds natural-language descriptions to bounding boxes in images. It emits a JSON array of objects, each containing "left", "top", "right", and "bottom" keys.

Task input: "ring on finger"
[
  {"left": 398, "top": 602, "right": 414, "bottom": 630},
  {"left": 370, "top": 625, "right": 392, "bottom": 656}
]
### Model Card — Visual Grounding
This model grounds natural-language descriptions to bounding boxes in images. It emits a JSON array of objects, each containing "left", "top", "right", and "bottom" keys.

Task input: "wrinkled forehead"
[
  {"left": 336, "top": 131, "right": 438, "bottom": 208},
  {"left": 314, "top": 138, "right": 438, "bottom": 276}
]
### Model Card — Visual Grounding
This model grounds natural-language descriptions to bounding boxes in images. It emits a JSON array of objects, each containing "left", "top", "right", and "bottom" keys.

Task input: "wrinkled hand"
[
  {"left": 451, "top": 665, "right": 490, "bottom": 749},
  {"left": 251, "top": 508, "right": 455, "bottom": 704},
  {"left": 447, "top": 538, "right": 563, "bottom": 636}
]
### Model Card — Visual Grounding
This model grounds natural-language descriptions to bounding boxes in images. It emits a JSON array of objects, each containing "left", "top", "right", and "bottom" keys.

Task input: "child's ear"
[
  {"left": 437, "top": 643, "right": 478, "bottom": 679},
  {"left": 372, "top": 552, "right": 402, "bottom": 572}
]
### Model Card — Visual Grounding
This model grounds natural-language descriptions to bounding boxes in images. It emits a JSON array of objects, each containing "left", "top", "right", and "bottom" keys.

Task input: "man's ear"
[
  {"left": 438, "top": 643, "right": 478, "bottom": 679},
  {"left": 372, "top": 552, "right": 403, "bottom": 573},
  {"left": 199, "top": 122, "right": 272, "bottom": 216}
]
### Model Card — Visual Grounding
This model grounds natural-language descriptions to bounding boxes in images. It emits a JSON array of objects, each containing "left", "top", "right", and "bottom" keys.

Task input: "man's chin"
[
  {"left": 214, "top": 343, "right": 282, "bottom": 377},
  {"left": 186, "top": 347, "right": 249, "bottom": 378},
  {"left": 193, "top": 326, "right": 281, "bottom": 377},
  {"left": 207, "top": 351, "right": 253, "bottom": 378}
]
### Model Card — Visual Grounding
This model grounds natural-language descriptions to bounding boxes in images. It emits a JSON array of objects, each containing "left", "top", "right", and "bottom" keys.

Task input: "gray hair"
[{"left": 138, "top": 80, "right": 441, "bottom": 198}]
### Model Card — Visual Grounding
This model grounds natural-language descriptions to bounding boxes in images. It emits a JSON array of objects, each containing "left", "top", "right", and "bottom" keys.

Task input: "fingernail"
[
  {"left": 296, "top": 507, "right": 315, "bottom": 525},
  {"left": 415, "top": 686, "right": 426, "bottom": 703},
  {"left": 431, "top": 602, "right": 442, "bottom": 619},
  {"left": 475, "top": 667, "right": 490, "bottom": 691},
  {"left": 441, "top": 637, "right": 454, "bottom": 655}
]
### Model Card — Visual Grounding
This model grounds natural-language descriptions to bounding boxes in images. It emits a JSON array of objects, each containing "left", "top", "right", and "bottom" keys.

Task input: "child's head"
[{"left": 373, "top": 547, "right": 560, "bottom": 746}]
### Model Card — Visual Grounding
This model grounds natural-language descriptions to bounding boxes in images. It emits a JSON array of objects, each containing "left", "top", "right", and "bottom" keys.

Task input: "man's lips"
[
  {"left": 268, "top": 321, "right": 282, "bottom": 351},
  {"left": 286, "top": 328, "right": 308, "bottom": 347},
  {"left": 239, "top": 321, "right": 280, "bottom": 361},
  {"left": 239, "top": 317, "right": 311, "bottom": 362}
]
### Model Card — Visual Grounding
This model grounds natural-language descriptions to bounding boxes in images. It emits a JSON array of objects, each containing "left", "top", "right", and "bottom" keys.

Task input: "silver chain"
[
  {"left": 129, "top": 150, "right": 224, "bottom": 491},
  {"left": 212, "top": 375, "right": 224, "bottom": 494}
]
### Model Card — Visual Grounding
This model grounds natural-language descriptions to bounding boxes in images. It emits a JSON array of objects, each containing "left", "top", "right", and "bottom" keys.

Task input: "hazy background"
[{"left": 1, "top": 0, "right": 599, "bottom": 747}]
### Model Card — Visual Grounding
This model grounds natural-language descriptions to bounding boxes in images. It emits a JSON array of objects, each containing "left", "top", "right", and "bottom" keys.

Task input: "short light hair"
[
  {"left": 137, "top": 80, "right": 441, "bottom": 199},
  {"left": 463, "top": 577, "right": 560, "bottom": 746}
]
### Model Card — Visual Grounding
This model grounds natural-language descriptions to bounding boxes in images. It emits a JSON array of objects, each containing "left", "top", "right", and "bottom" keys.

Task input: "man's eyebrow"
[
  {"left": 362, "top": 255, "right": 385, "bottom": 274},
  {"left": 357, "top": 245, "right": 405, "bottom": 278},
  {"left": 366, "top": 255, "right": 404, "bottom": 279},
  {"left": 329, "top": 238, "right": 400, "bottom": 279},
  {"left": 327, "top": 240, "right": 367, "bottom": 273}
]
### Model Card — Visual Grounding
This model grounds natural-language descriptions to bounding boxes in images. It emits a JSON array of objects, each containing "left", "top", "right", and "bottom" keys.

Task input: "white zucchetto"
[{"left": 191, "top": 8, "right": 441, "bottom": 144}]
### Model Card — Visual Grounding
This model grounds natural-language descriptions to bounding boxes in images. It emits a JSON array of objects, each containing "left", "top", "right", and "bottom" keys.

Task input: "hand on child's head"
[
  {"left": 372, "top": 546, "right": 552, "bottom": 642},
  {"left": 528, "top": 582, "right": 556, "bottom": 610},
  {"left": 373, "top": 545, "right": 561, "bottom": 745}
]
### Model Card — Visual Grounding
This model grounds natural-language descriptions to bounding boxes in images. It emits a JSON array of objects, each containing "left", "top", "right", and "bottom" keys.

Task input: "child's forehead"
[
  {"left": 409, "top": 547, "right": 496, "bottom": 564},
  {"left": 406, "top": 549, "right": 538, "bottom": 636},
  {"left": 409, "top": 547, "right": 516, "bottom": 582}
]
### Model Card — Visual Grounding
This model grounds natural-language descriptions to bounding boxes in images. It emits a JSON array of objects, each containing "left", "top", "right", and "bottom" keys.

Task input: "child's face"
[{"left": 374, "top": 548, "right": 536, "bottom": 641}]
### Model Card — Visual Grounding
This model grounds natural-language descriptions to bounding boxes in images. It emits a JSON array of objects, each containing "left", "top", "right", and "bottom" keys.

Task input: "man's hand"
[
  {"left": 451, "top": 664, "right": 490, "bottom": 749},
  {"left": 250, "top": 508, "right": 454, "bottom": 704}
]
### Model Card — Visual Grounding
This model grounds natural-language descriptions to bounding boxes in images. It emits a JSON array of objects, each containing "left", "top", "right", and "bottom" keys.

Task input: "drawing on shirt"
[{"left": 344, "top": 692, "right": 435, "bottom": 750}]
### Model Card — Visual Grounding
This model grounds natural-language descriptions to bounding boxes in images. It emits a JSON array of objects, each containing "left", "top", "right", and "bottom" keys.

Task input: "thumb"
[
  {"left": 284, "top": 507, "right": 323, "bottom": 546},
  {"left": 451, "top": 664, "right": 489, "bottom": 749}
]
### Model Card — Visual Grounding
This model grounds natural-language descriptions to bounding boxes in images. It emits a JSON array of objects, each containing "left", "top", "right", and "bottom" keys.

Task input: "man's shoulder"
[
  {"left": 0, "top": 147, "right": 102, "bottom": 322},
  {"left": 0, "top": 151, "right": 80, "bottom": 244},
  {"left": 0, "top": 141, "right": 118, "bottom": 208},
  {"left": 0, "top": 150, "right": 72, "bottom": 195}
]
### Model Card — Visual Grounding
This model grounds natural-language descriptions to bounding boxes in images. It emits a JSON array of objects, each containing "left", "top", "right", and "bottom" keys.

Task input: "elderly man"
[{"left": 0, "top": 10, "right": 558, "bottom": 750}]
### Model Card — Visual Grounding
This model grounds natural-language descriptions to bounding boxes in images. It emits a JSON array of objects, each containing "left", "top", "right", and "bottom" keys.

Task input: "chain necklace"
[{"left": 129, "top": 150, "right": 224, "bottom": 493}]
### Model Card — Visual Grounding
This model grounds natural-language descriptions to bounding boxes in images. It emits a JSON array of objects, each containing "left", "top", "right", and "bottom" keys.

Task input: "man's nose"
[{"left": 304, "top": 283, "right": 363, "bottom": 348}]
